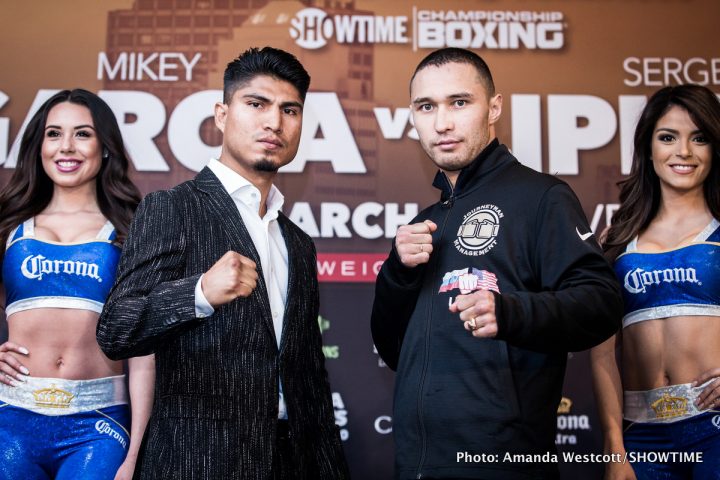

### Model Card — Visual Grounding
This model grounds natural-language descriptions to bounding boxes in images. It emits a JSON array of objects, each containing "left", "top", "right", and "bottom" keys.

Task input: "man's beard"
[{"left": 254, "top": 159, "right": 279, "bottom": 172}]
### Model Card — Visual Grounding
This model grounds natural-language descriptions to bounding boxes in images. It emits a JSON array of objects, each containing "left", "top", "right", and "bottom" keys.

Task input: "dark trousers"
[{"left": 272, "top": 420, "right": 293, "bottom": 480}]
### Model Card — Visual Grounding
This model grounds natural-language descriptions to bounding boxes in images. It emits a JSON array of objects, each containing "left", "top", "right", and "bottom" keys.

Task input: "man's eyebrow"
[
  {"left": 412, "top": 92, "right": 473, "bottom": 105},
  {"left": 448, "top": 92, "right": 473, "bottom": 100},
  {"left": 280, "top": 100, "right": 304, "bottom": 110},
  {"left": 242, "top": 93, "right": 271, "bottom": 103},
  {"left": 242, "top": 93, "right": 303, "bottom": 110}
]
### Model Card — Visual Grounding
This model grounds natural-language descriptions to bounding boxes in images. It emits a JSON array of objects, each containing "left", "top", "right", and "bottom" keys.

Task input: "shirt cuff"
[{"left": 194, "top": 275, "right": 214, "bottom": 318}]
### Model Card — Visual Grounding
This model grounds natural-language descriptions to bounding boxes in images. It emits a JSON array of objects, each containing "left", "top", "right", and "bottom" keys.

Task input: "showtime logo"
[
  {"left": 289, "top": 7, "right": 565, "bottom": 51},
  {"left": 289, "top": 8, "right": 409, "bottom": 49}
]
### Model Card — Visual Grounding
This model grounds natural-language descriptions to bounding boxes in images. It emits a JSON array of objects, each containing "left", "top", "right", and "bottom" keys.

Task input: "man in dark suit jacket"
[{"left": 97, "top": 47, "right": 349, "bottom": 480}]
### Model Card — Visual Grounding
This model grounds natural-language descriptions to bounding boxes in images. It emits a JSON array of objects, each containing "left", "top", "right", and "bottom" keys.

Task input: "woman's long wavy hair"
[
  {"left": 603, "top": 85, "right": 720, "bottom": 262},
  {"left": 0, "top": 89, "right": 141, "bottom": 266}
]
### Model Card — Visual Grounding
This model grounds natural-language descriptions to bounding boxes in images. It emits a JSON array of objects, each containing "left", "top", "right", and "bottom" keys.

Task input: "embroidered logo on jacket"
[
  {"left": 439, "top": 267, "right": 500, "bottom": 294},
  {"left": 454, "top": 205, "right": 503, "bottom": 256}
]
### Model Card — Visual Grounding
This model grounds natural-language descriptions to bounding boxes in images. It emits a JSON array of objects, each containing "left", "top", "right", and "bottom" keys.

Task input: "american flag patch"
[{"left": 438, "top": 267, "right": 500, "bottom": 294}]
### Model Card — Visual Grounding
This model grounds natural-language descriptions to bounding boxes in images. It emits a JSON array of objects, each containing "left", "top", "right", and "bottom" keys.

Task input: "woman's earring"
[{"left": 102, "top": 148, "right": 110, "bottom": 159}]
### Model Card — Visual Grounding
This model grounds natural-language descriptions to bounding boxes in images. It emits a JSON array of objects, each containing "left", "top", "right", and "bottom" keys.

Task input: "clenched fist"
[
  {"left": 201, "top": 251, "right": 258, "bottom": 307},
  {"left": 395, "top": 220, "right": 437, "bottom": 268},
  {"left": 449, "top": 290, "right": 498, "bottom": 338}
]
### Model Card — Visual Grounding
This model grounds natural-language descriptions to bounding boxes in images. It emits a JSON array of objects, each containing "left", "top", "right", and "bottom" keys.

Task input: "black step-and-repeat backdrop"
[{"left": 2, "top": 1, "right": 719, "bottom": 478}]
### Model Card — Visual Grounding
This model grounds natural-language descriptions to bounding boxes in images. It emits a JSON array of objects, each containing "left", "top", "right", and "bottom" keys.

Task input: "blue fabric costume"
[
  {"left": 0, "top": 218, "right": 129, "bottom": 480},
  {"left": 3, "top": 218, "right": 121, "bottom": 316},
  {"left": 615, "top": 219, "right": 720, "bottom": 480},
  {"left": 615, "top": 219, "right": 720, "bottom": 328}
]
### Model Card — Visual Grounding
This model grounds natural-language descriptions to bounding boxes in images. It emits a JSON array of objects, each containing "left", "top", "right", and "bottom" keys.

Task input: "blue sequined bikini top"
[
  {"left": 614, "top": 219, "right": 720, "bottom": 328},
  {"left": 2, "top": 217, "right": 121, "bottom": 317}
]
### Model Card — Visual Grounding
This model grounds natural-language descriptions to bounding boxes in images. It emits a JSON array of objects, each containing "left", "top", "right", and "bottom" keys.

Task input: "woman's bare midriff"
[
  {"left": 7, "top": 308, "right": 122, "bottom": 380},
  {"left": 622, "top": 315, "right": 720, "bottom": 390}
]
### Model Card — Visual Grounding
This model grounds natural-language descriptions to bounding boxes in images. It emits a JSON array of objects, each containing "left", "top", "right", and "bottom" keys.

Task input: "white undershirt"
[{"left": 194, "top": 158, "right": 289, "bottom": 419}]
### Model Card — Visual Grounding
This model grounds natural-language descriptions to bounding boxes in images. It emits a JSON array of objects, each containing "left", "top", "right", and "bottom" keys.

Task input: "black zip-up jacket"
[{"left": 372, "top": 140, "right": 622, "bottom": 479}]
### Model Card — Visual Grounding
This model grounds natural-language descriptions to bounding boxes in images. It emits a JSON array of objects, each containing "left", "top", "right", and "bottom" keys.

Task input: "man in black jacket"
[
  {"left": 97, "top": 47, "right": 348, "bottom": 479},
  {"left": 372, "top": 48, "right": 622, "bottom": 479}
]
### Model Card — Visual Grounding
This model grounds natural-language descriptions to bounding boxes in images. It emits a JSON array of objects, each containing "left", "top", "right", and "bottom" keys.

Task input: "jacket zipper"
[{"left": 416, "top": 173, "right": 455, "bottom": 479}]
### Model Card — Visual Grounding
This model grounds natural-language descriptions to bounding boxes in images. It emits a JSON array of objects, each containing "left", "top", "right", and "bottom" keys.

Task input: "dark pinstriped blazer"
[{"left": 97, "top": 167, "right": 349, "bottom": 479}]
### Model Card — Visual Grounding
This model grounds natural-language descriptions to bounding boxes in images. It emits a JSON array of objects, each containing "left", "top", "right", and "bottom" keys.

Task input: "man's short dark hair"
[
  {"left": 223, "top": 46, "right": 311, "bottom": 103},
  {"left": 410, "top": 48, "right": 495, "bottom": 96}
]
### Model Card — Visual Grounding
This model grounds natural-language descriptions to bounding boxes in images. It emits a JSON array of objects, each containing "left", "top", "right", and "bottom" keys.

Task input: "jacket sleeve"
[
  {"left": 97, "top": 190, "right": 202, "bottom": 360},
  {"left": 304, "top": 243, "right": 351, "bottom": 479},
  {"left": 494, "top": 183, "right": 622, "bottom": 352},
  {"left": 371, "top": 242, "right": 426, "bottom": 371}
]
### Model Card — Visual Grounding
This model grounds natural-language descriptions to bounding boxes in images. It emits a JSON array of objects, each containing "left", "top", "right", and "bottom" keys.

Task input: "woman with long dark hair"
[
  {"left": 592, "top": 84, "right": 720, "bottom": 479},
  {"left": 0, "top": 89, "right": 153, "bottom": 480}
]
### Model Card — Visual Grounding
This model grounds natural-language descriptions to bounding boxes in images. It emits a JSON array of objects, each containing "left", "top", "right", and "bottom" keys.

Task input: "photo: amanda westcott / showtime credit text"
[{"left": 457, "top": 451, "right": 704, "bottom": 465}]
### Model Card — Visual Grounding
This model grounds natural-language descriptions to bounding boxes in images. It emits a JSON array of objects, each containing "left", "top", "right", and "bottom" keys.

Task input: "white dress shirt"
[{"left": 194, "top": 158, "right": 290, "bottom": 418}]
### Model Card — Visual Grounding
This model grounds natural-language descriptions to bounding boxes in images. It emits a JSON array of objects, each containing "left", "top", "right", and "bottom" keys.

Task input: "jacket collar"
[
  {"left": 432, "top": 138, "right": 506, "bottom": 201},
  {"left": 194, "top": 167, "right": 277, "bottom": 341}
]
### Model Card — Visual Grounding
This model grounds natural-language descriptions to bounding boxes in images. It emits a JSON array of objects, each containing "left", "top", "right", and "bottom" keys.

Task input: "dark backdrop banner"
[{"left": 1, "top": 1, "right": 719, "bottom": 478}]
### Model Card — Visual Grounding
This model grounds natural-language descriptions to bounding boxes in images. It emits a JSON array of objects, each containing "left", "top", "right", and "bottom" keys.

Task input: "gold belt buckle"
[
  {"left": 651, "top": 392, "right": 688, "bottom": 420},
  {"left": 32, "top": 385, "right": 75, "bottom": 408}
]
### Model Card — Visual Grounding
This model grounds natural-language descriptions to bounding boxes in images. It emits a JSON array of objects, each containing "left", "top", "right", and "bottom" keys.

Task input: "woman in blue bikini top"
[
  {"left": 0, "top": 89, "right": 154, "bottom": 480},
  {"left": 592, "top": 84, "right": 720, "bottom": 480}
]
